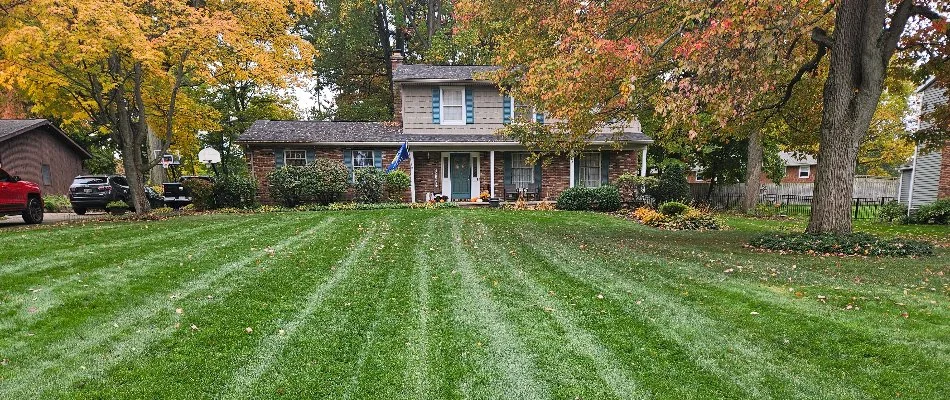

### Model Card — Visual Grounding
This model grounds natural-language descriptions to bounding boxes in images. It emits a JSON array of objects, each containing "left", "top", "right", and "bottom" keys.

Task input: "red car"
[{"left": 0, "top": 167, "right": 44, "bottom": 224}]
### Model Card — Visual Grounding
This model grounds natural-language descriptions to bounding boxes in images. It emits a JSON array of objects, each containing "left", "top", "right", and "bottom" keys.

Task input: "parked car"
[
  {"left": 68, "top": 175, "right": 133, "bottom": 215},
  {"left": 0, "top": 167, "right": 44, "bottom": 224},
  {"left": 163, "top": 176, "right": 213, "bottom": 209}
]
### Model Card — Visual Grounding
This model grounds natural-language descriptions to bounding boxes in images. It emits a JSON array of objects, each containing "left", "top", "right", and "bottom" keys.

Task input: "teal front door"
[{"left": 450, "top": 153, "right": 471, "bottom": 201}]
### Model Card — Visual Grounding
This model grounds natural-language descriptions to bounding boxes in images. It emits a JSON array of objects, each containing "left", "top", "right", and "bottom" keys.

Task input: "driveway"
[{"left": 0, "top": 212, "right": 101, "bottom": 227}]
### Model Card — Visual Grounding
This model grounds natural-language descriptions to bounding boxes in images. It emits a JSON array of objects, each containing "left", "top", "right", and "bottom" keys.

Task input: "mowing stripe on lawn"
[
  {"left": 445, "top": 217, "right": 548, "bottom": 400},
  {"left": 464, "top": 218, "right": 651, "bottom": 400},
  {"left": 407, "top": 227, "right": 434, "bottom": 398},
  {"left": 0, "top": 215, "right": 338, "bottom": 397},
  {"left": 223, "top": 226, "right": 377, "bottom": 398},
  {"left": 516, "top": 225, "right": 852, "bottom": 399},
  {"left": 0, "top": 215, "right": 288, "bottom": 337},
  {"left": 0, "top": 217, "right": 248, "bottom": 277}
]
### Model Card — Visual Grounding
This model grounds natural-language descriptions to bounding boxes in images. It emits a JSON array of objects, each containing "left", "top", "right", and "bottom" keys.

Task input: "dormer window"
[{"left": 440, "top": 87, "right": 466, "bottom": 125}]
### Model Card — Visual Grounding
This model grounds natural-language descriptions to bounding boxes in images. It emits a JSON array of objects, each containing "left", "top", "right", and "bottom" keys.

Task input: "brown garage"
[{"left": 0, "top": 119, "right": 92, "bottom": 195}]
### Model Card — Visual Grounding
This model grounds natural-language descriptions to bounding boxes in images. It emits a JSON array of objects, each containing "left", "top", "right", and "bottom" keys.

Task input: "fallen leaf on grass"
[
  {"left": 596, "top": 294, "right": 604, "bottom": 299},
  {"left": 175, "top": 308, "right": 183, "bottom": 315},
  {"left": 245, "top": 327, "right": 253, "bottom": 333},
  {"left": 750, "top": 311, "right": 760, "bottom": 315},
  {"left": 191, "top": 324, "right": 199, "bottom": 331}
]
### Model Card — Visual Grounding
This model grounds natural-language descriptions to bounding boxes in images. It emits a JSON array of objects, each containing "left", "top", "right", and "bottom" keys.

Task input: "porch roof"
[{"left": 237, "top": 120, "right": 653, "bottom": 146}]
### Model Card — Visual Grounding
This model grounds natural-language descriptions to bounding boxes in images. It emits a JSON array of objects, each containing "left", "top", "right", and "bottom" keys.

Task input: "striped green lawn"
[{"left": 0, "top": 210, "right": 947, "bottom": 399}]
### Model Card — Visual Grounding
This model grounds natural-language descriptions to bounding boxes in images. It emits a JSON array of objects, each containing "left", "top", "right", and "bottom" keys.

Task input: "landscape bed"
[{"left": 0, "top": 209, "right": 947, "bottom": 399}]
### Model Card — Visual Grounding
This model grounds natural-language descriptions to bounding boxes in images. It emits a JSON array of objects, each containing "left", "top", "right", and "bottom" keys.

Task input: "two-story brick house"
[{"left": 238, "top": 55, "right": 652, "bottom": 203}]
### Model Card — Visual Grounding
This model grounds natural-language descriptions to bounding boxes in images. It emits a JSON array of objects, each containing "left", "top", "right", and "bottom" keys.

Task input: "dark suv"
[{"left": 68, "top": 175, "right": 132, "bottom": 214}]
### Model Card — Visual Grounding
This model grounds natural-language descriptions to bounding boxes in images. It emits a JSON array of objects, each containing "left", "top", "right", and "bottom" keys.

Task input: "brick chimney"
[{"left": 391, "top": 52, "right": 404, "bottom": 126}]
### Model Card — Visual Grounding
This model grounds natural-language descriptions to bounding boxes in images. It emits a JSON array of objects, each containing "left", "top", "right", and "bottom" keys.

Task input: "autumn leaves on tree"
[
  {"left": 0, "top": 0, "right": 313, "bottom": 213},
  {"left": 457, "top": 0, "right": 947, "bottom": 233}
]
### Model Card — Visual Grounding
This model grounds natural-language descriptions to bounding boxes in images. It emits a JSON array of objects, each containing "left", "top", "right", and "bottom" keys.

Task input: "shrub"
[
  {"left": 556, "top": 187, "right": 596, "bottom": 211},
  {"left": 908, "top": 199, "right": 950, "bottom": 225},
  {"left": 646, "top": 164, "right": 691, "bottom": 204},
  {"left": 43, "top": 195, "right": 70, "bottom": 212},
  {"left": 659, "top": 201, "right": 689, "bottom": 216},
  {"left": 214, "top": 174, "right": 257, "bottom": 209},
  {"left": 592, "top": 185, "right": 622, "bottom": 212},
  {"left": 615, "top": 173, "right": 659, "bottom": 202},
  {"left": 183, "top": 178, "right": 215, "bottom": 211},
  {"left": 628, "top": 205, "right": 721, "bottom": 231},
  {"left": 877, "top": 200, "right": 906, "bottom": 223},
  {"left": 354, "top": 168, "right": 385, "bottom": 203},
  {"left": 748, "top": 232, "right": 933, "bottom": 257},
  {"left": 383, "top": 170, "right": 411, "bottom": 202},
  {"left": 267, "top": 160, "right": 349, "bottom": 207}
]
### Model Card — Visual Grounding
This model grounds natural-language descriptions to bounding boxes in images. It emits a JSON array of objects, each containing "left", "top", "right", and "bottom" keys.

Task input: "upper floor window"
[
  {"left": 440, "top": 87, "right": 465, "bottom": 125},
  {"left": 284, "top": 150, "right": 307, "bottom": 166},
  {"left": 798, "top": 165, "right": 810, "bottom": 178},
  {"left": 510, "top": 98, "right": 541, "bottom": 123}
]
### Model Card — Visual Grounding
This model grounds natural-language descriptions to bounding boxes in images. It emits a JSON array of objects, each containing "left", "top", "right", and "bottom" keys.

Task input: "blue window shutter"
[
  {"left": 465, "top": 87, "right": 474, "bottom": 124},
  {"left": 502, "top": 95, "right": 512, "bottom": 124},
  {"left": 573, "top": 155, "right": 580, "bottom": 186},
  {"left": 343, "top": 150, "right": 353, "bottom": 182},
  {"left": 600, "top": 151, "right": 610, "bottom": 184},
  {"left": 533, "top": 157, "right": 542, "bottom": 187},
  {"left": 535, "top": 112, "right": 544, "bottom": 124},
  {"left": 306, "top": 149, "right": 316, "bottom": 165},
  {"left": 432, "top": 88, "right": 441, "bottom": 124},
  {"left": 275, "top": 148, "right": 284, "bottom": 168},
  {"left": 373, "top": 150, "right": 382, "bottom": 169}
]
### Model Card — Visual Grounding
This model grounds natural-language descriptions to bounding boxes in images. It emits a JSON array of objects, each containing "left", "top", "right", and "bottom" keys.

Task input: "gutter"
[{"left": 235, "top": 140, "right": 654, "bottom": 148}]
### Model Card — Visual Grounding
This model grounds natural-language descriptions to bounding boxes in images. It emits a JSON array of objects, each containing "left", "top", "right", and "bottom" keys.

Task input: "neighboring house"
[
  {"left": 238, "top": 55, "right": 652, "bottom": 203},
  {"left": 898, "top": 77, "right": 949, "bottom": 209},
  {"left": 686, "top": 152, "right": 817, "bottom": 184},
  {"left": 0, "top": 119, "right": 91, "bottom": 195}
]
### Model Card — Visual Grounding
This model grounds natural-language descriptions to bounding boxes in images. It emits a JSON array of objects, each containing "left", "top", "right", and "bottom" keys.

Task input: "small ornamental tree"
[{"left": 353, "top": 168, "right": 385, "bottom": 203}]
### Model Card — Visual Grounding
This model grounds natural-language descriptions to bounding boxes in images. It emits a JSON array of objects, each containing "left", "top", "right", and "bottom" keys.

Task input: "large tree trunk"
[
  {"left": 741, "top": 130, "right": 764, "bottom": 212},
  {"left": 147, "top": 127, "right": 165, "bottom": 184},
  {"left": 806, "top": 0, "right": 888, "bottom": 234}
]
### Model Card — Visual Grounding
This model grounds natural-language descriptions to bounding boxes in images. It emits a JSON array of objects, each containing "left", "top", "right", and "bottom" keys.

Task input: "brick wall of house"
[
  {"left": 248, "top": 146, "right": 645, "bottom": 203},
  {"left": 248, "top": 147, "right": 276, "bottom": 204},
  {"left": 939, "top": 142, "right": 950, "bottom": 199},
  {"left": 541, "top": 154, "right": 570, "bottom": 200}
]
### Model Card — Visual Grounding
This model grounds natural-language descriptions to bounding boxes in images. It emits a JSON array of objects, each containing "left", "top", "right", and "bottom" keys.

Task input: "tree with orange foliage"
[
  {"left": 458, "top": 0, "right": 947, "bottom": 234},
  {"left": 0, "top": 0, "right": 314, "bottom": 213}
]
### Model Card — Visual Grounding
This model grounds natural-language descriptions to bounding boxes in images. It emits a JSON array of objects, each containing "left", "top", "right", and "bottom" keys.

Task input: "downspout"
[
  {"left": 409, "top": 151, "right": 416, "bottom": 203},
  {"left": 906, "top": 144, "right": 919, "bottom": 217},
  {"left": 489, "top": 150, "right": 495, "bottom": 198},
  {"left": 640, "top": 146, "right": 648, "bottom": 177}
]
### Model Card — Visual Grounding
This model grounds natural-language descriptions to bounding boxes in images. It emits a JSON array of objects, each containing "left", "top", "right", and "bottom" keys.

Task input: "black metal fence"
[{"left": 693, "top": 193, "right": 897, "bottom": 220}]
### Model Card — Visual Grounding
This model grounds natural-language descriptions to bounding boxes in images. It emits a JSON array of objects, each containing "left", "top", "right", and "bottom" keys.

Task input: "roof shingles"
[{"left": 237, "top": 120, "right": 651, "bottom": 144}]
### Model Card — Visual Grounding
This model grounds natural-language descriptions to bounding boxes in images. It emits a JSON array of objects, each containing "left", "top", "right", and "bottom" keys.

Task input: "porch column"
[
  {"left": 489, "top": 150, "right": 495, "bottom": 198},
  {"left": 569, "top": 153, "right": 575, "bottom": 188},
  {"left": 409, "top": 150, "right": 416, "bottom": 203},
  {"left": 640, "top": 146, "right": 648, "bottom": 177}
]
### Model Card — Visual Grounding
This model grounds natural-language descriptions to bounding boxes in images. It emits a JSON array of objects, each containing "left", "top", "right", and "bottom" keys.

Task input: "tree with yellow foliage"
[{"left": 0, "top": 0, "right": 314, "bottom": 213}]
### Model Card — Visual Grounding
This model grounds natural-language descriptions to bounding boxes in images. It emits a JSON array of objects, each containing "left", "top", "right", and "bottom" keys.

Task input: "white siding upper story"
[
  {"left": 901, "top": 79, "right": 947, "bottom": 209},
  {"left": 398, "top": 82, "right": 642, "bottom": 136}
]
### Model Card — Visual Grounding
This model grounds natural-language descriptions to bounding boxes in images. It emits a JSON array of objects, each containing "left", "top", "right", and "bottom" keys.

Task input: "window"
[
  {"left": 41, "top": 164, "right": 51, "bottom": 186},
  {"left": 510, "top": 98, "right": 539, "bottom": 122},
  {"left": 798, "top": 165, "right": 810, "bottom": 178},
  {"left": 694, "top": 169, "right": 705, "bottom": 182},
  {"left": 511, "top": 153, "right": 534, "bottom": 189},
  {"left": 440, "top": 87, "right": 465, "bottom": 125},
  {"left": 442, "top": 156, "right": 449, "bottom": 178},
  {"left": 578, "top": 152, "right": 601, "bottom": 188},
  {"left": 284, "top": 150, "right": 307, "bottom": 166},
  {"left": 111, "top": 176, "right": 129, "bottom": 187},
  {"left": 351, "top": 150, "right": 375, "bottom": 180}
]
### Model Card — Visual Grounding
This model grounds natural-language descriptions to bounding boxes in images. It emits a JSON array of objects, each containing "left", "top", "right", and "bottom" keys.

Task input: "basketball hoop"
[{"left": 161, "top": 154, "right": 175, "bottom": 169}]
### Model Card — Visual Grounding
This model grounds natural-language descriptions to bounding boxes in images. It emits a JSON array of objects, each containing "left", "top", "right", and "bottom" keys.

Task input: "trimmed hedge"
[
  {"left": 182, "top": 179, "right": 215, "bottom": 211},
  {"left": 354, "top": 168, "right": 385, "bottom": 203},
  {"left": 214, "top": 174, "right": 257, "bottom": 209},
  {"left": 659, "top": 201, "right": 689, "bottom": 216},
  {"left": 267, "top": 160, "right": 350, "bottom": 207},
  {"left": 646, "top": 164, "right": 690, "bottom": 204},
  {"left": 748, "top": 232, "right": 933, "bottom": 257},
  {"left": 556, "top": 185, "right": 622, "bottom": 212}
]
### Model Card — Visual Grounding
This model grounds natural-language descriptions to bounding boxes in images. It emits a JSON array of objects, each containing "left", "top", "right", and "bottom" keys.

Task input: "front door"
[{"left": 450, "top": 153, "right": 471, "bottom": 201}]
